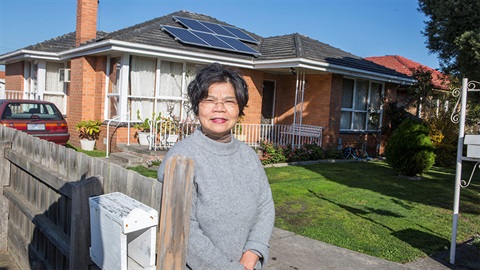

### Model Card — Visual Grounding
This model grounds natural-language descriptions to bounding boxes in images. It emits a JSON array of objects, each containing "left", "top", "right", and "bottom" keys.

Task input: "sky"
[{"left": 0, "top": 0, "right": 440, "bottom": 71}]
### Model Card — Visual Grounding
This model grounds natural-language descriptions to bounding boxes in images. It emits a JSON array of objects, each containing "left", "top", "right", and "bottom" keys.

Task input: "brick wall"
[
  {"left": 241, "top": 69, "right": 264, "bottom": 124},
  {"left": 5, "top": 62, "right": 24, "bottom": 91}
]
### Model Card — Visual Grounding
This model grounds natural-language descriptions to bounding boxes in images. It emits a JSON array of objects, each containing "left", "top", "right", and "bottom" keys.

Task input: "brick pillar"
[{"left": 68, "top": 56, "right": 98, "bottom": 147}]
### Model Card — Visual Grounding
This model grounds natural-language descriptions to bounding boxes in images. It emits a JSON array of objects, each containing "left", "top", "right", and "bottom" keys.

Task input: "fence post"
[
  {"left": 0, "top": 141, "right": 12, "bottom": 250},
  {"left": 156, "top": 155, "right": 194, "bottom": 270},
  {"left": 68, "top": 175, "right": 103, "bottom": 269}
]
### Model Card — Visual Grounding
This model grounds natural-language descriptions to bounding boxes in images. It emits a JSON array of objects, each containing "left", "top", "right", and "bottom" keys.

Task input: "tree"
[
  {"left": 408, "top": 67, "right": 435, "bottom": 118},
  {"left": 418, "top": 0, "right": 480, "bottom": 80}
]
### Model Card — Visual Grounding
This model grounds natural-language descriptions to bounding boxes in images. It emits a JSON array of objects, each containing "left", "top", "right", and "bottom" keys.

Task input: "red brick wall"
[
  {"left": 241, "top": 69, "right": 264, "bottom": 124},
  {"left": 68, "top": 56, "right": 100, "bottom": 148},
  {"left": 5, "top": 62, "right": 24, "bottom": 91}
]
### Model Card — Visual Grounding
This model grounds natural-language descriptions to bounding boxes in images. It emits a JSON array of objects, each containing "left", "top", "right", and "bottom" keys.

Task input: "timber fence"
[{"left": 0, "top": 126, "right": 193, "bottom": 269}]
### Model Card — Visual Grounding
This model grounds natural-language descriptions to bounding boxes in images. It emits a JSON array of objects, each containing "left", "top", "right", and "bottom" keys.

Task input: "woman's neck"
[{"left": 201, "top": 128, "right": 232, "bottom": 143}]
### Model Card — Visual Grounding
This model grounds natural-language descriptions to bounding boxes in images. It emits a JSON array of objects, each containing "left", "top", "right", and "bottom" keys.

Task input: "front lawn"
[{"left": 266, "top": 161, "right": 480, "bottom": 263}]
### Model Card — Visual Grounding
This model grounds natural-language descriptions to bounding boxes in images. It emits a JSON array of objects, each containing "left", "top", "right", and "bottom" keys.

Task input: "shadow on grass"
[
  {"left": 301, "top": 161, "right": 480, "bottom": 215},
  {"left": 392, "top": 228, "right": 450, "bottom": 257}
]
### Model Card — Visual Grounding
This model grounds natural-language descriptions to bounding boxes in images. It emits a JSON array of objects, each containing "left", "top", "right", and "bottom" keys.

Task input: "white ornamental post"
[{"left": 449, "top": 78, "right": 480, "bottom": 264}]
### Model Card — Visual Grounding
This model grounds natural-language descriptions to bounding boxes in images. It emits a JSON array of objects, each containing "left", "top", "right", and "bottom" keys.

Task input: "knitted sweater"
[{"left": 157, "top": 129, "right": 275, "bottom": 269}]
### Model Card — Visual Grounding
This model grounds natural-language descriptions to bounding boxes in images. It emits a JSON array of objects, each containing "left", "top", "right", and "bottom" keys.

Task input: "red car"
[{"left": 0, "top": 99, "right": 70, "bottom": 145}]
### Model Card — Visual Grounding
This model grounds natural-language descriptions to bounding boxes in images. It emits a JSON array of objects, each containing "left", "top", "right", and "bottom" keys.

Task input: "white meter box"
[
  {"left": 89, "top": 192, "right": 158, "bottom": 270},
  {"left": 464, "top": 135, "right": 480, "bottom": 158}
]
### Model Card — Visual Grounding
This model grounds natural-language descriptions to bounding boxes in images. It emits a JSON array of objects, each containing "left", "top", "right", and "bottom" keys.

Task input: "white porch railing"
[
  {"left": 142, "top": 122, "right": 323, "bottom": 150},
  {"left": 0, "top": 90, "right": 27, "bottom": 100}
]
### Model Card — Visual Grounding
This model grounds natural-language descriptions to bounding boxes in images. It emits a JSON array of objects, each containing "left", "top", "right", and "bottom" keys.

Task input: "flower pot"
[
  {"left": 137, "top": 132, "right": 150, "bottom": 146},
  {"left": 80, "top": 139, "right": 96, "bottom": 151}
]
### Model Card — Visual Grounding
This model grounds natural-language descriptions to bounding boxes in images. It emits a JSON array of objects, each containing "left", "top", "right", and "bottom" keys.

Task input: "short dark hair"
[{"left": 188, "top": 62, "right": 248, "bottom": 116}]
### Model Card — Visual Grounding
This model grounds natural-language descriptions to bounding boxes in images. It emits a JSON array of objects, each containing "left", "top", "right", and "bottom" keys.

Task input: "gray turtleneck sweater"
[{"left": 157, "top": 129, "right": 275, "bottom": 269}]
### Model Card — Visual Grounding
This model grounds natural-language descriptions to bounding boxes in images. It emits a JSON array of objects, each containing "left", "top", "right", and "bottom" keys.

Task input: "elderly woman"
[{"left": 157, "top": 62, "right": 275, "bottom": 270}]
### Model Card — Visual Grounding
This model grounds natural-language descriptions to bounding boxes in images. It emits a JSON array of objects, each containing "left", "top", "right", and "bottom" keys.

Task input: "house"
[
  {"left": 0, "top": 71, "right": 4, "bottom": 96},
  {"left": 0, "top": 0, "right": 416, "bottom": 156},
  {"left": 365, "top": 55, "right": 450, "bottom": 118}
]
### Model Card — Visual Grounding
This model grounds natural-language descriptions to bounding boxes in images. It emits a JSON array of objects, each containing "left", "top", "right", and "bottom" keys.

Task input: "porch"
[{"left": 123, "top": 121, "right": 324, "bottom": 152}]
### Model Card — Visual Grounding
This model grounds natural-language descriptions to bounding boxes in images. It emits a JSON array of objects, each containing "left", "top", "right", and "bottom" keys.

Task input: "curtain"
[{"left": 130, "top": 56, "right": 156, "bottom": 121}]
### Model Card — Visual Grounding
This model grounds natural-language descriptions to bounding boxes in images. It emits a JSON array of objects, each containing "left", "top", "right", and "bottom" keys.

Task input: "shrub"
[
  {"left": 324, "top": 148, "right": 345, "bottom": 159},
  {"left": 425, "top": 111, "right": 458, "bottom": 167},
  {"left": 259, "top": 140, "right": 287, "bottom": 165},
  {"left": 385, "top": 118, "right": 435, "bottom": 176},
  {"left": 284, "top": 143, "right": 323, "bottom": 162}
]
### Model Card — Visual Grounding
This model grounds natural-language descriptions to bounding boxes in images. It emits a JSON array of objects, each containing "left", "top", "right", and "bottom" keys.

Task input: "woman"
[{"left": 157, "top": 62, "right": 275, "bottom": 270}]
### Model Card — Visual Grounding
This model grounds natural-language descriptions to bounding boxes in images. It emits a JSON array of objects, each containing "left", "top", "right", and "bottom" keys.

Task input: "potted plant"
[
  {"left": 133, "top": 110, "right": 157, "bottom": 146},
  {"left": 76, "top": 120, "right": 102, "bottom": 151}
]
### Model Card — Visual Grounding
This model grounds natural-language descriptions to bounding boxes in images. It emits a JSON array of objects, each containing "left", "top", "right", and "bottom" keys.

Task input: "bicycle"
[{"left": 343, "top": 132, "right": 372, "bottom": 160}]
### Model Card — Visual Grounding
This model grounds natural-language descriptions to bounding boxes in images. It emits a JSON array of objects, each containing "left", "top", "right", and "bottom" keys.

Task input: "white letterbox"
[
  {"left": 89, "top": 192, "right": 158, "bottom": 270},
  {"left": 464, "top": 135, "right": 480, "bottom": 158}
]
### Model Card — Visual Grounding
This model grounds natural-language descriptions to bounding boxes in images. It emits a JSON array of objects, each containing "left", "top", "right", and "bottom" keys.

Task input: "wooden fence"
[{"left": 0, "top": 126, "right": 193, "bottom": 269}]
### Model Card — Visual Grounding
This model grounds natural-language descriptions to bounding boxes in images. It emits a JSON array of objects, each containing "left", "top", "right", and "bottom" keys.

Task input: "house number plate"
[{"left": 27, "top": 123, "right": 46, "bottom": 130}]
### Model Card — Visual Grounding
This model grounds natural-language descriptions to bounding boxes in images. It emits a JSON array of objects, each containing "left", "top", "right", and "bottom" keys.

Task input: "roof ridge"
[{"left": 293, "top": 33, "right": 304, "bottom": 58}]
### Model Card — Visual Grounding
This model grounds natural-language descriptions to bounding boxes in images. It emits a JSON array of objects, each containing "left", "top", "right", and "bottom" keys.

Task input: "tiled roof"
[
  {"left": 365, "top": 55, "right": 448, "bottom": 90},
  {"left": 258, "top": 33, "right": 410, "bottom": 78},
  {"left": 3, "top": 10, "right": 413, "bottom": 80},
  {"left": 23, "top": 32, "right": 109, "bottom": 53}
]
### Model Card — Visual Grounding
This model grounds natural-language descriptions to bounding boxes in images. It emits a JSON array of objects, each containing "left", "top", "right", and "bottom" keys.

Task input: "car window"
[{"left": 2, "top": 102, "right": 63, "bottom": 120}]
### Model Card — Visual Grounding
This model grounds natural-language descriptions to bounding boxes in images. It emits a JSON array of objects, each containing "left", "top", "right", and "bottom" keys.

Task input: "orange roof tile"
[{"left": 365, "top": 55, "right": 448, "bottom": 90}]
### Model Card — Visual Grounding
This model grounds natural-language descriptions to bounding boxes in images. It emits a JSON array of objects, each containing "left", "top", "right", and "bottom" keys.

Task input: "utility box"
[
  {"left": 89, "top": 192, "right": 158, "bottom": 270},
  {"left": 464, "top": 135, "right": 480, "bottom": 158}
]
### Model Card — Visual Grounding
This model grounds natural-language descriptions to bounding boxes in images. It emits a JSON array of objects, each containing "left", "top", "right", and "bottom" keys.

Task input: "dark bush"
[
  {"left": 283, "top": 143, "right": 323, "bottom": 162},
  {"left": 385, "top": 118, "right": 435, "bottom": 176}
]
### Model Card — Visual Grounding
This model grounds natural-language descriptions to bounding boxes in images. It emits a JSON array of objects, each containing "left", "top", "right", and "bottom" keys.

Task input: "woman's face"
[{"left": 198, "top": 82, "right": 239, "bottom": 137}]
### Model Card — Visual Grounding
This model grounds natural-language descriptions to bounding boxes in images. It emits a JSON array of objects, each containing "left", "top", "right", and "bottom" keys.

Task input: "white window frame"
[{"left": 340, "top": 77, "right": 384, "bottom": 132}]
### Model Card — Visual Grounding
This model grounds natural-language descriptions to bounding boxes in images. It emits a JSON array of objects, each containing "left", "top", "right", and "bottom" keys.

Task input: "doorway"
[{"left": 261, "top": 80, "right": 276, "bottom": 124}]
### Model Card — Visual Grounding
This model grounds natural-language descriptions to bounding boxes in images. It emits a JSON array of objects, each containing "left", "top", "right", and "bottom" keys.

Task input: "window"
[
  {"left": 340, "top": 78, "right": 383, "bottom": 131},
  {"left": 44, "top": 62, "right": 67, "bottom": 114}
]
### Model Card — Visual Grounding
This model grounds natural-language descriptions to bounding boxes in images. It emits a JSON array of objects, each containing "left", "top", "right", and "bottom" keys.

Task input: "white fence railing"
[
  {"left": 139, "top": 122, "right": 323, "bottom": 150},
  {"left": 0, "top": 90, "right": 26, "bottom": 100}
]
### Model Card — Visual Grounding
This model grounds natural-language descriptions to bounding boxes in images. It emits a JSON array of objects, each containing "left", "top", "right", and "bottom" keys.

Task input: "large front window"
[
  {"left": 340, "top": 78, "right": 383, "bottom": 131},
  {"left": 126, "top": 56, "right": 199, "bottom": 122}
]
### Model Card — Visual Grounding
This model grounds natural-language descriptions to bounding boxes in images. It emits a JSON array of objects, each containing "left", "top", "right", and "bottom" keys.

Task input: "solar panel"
[
  {"left": 173, "top": 16, "right": 213, "bottom": 33},
  {"left": 163, "top": 16, "right": 261, "bottom": 56},
  {"left": 162, "top": 26, "right": 209, "bottom": 46},
  {"left": 217, "top": 36, "right": 260, "bottom": 55},
  {"left": 222, "top": 25, "right": 259, "bottom": 44},
  {"left": 192, "top": 30, "right": 234, "bottom": 50},
  {"left": 200, "top": 21, "right": 236, "bottom": 37}
]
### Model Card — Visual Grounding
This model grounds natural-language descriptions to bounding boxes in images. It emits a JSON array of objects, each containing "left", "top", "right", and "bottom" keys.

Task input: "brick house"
[
  {"left": 0, "top": 0, "right": 415, "bottom": 155},
  {"left": 365, "top": 55, "right": 450, "bottom": 118}
]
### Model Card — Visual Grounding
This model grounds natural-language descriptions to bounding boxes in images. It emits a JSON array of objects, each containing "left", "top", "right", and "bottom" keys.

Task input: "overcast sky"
[{"left": 0, "top": 0, "right": 439, "bottom": 71}]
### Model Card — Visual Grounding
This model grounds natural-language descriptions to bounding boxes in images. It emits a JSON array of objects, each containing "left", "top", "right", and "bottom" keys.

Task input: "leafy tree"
[
  {"left": 408, "top": 67, "right": 435, "bottom": 117},
  {"left": 418, "top": 0, "right": 480, "bottom": 80}
]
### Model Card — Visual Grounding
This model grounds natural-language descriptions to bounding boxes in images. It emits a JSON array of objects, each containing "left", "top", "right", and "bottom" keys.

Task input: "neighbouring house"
[
  {"left": 0, "top": 0, "right": 416, "bottom": 156},
  {"left": 0, "top": 71, "right": 4, "bottom": 96},
  {"left": 365, "top": 55, "right": 450, "bottom": 118}
]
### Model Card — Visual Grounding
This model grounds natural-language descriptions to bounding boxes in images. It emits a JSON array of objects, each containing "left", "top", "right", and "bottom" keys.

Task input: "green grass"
[
  {"left": 66, "top": 142, "right": 106, "bottom": 157},
  {"left": 266, "top": 161, "right": 480, "bottom": 263},
  {"left": 127, "top": 165, "right": 158, "bottom": 179}
]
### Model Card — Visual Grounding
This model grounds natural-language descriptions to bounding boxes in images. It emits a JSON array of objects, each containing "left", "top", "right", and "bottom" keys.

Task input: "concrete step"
[{"left": 108, "top": 152, "right": 144, "bottom": 166}]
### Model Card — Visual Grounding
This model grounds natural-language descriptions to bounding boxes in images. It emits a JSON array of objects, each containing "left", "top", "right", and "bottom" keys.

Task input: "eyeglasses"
[{"left": 200, "top": 98, "right": 238, "bottom": 109}]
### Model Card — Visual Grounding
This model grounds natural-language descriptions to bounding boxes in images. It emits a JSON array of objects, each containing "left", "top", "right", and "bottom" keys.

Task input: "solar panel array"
[{"left": 161, "top": 16, "right": 261, "bottom": 56}]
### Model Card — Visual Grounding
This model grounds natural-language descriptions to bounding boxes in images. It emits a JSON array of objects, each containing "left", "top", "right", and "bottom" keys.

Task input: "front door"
[{"left": 261, "top": 80, "right": 275, "bottom": 124}]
